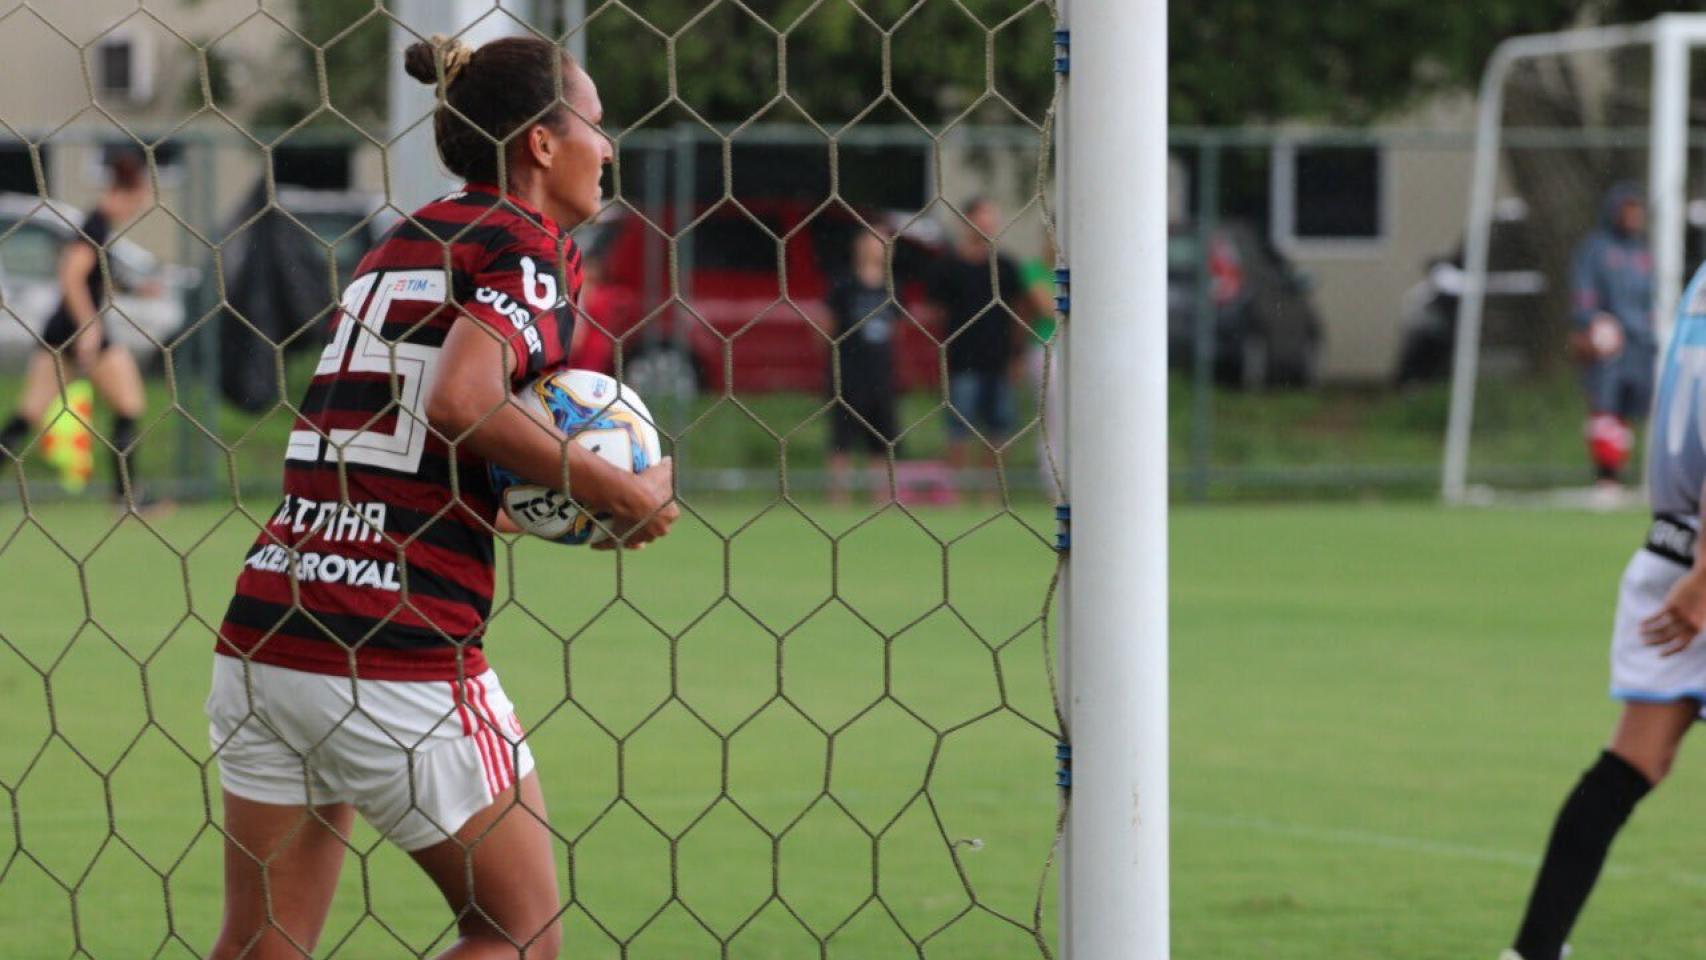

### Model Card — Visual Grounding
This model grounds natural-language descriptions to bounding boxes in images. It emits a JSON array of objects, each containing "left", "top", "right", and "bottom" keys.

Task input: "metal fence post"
[{"left": 1190, "top": 138, "right": 1219, "bottom": 501}]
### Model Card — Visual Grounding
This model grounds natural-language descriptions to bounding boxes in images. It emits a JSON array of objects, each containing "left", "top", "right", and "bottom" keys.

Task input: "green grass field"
[{"left": 3, "top": 500, "right": 1703, "bottom": 958}]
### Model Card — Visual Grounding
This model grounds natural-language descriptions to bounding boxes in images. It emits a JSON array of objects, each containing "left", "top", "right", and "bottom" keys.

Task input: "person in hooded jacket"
[{"left": 1569, "top": 183, "right": 1655, "bottom": 492}]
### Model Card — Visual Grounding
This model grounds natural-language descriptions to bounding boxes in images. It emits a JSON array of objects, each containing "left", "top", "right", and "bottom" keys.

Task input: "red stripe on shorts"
[
  {"left": 455, "top": 678, "right": 500, "bottom": 799},
  {"left": 472, "top": 676, "right": 515, "bottom": 794}
]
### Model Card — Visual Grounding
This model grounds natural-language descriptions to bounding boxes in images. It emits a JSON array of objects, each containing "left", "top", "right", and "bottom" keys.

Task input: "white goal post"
[
  {"left": 1061, "top": 1, "right": 1170, "bottom": 958},
  {"left": 1442, "top": 14, "right": 1706, "bottom": 504}
]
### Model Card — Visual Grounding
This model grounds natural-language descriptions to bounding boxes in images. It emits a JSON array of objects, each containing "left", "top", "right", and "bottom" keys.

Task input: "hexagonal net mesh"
[{"left": 0, "top": 1, "right": 1063, "bottom": 956}]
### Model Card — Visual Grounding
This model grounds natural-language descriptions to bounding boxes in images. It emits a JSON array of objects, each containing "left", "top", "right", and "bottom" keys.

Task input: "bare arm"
[{"left": 425, "top": 317, "right": 676, "bottom": 546}]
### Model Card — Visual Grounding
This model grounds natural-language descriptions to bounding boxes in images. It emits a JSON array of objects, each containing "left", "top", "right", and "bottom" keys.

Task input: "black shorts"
[
  {"left": 40, "top": 309, "right": 111, "bottom": 353},
  {"left": 829, "top": 388, "right": 898, "bottom": 455}
]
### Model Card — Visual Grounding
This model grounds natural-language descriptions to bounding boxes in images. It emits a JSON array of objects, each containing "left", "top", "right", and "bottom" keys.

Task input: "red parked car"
[{"left": 572, "top": 199, "right": 945, "bottom": 395}]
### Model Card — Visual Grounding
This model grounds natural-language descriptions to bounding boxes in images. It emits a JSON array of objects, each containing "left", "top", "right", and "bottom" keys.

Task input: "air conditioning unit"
[{"left": 94, "top": 30, "right": 155, "bottom": 104}]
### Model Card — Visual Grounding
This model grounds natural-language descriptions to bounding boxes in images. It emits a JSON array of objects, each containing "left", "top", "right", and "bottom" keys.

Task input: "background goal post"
[{"left": 1442, "top": 15, "right": 1706, "bottom": 504}]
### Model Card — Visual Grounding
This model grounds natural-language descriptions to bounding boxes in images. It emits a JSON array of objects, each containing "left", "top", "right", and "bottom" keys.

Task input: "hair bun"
[
  {"left": 402, "top": 34, "right": 473, "bottom": 86},
  {"left": 402, "top": 40, "right": 438, "bottom": 85}
]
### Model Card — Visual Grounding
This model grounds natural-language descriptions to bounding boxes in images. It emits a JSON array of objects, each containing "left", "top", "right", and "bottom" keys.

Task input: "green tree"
[{"left": 1171, "top": 0, "right": 1674, "bottom": 125}]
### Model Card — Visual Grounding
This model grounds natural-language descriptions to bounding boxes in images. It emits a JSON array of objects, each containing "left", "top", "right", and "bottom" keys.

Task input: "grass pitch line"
[{"left": 1176, "top": 810, "right": 1706, "bottom": 888}]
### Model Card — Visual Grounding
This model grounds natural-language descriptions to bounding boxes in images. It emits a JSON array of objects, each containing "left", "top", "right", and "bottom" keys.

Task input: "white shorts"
[
  {"left": 206, "top": 655, "right": 535, "bottom": 851},
  {"left": 1611, "top": 548, "right": 1706, "bottom": 710}
]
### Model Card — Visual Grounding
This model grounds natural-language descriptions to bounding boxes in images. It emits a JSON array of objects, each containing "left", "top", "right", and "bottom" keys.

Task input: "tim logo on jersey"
[{"left": 473, "top": 255, "right": 559, "bottom": 361}]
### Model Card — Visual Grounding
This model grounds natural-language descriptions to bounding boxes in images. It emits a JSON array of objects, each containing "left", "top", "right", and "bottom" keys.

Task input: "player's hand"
[
  {"left": 1588, "top": 312, "right": 1625, "bottom": 360},
  {"left": 1641, "top": 569, "right": 1706, "bottom": 656},
  {"left": 73, "top": 325, "right": 101, "bottom": 372},
  {"left": 595, "top": 457, "right": 678, "bottom": 551}
]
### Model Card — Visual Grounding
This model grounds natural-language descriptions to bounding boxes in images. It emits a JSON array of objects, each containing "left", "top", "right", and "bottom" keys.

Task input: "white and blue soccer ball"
[{"left": 489, "top": 369, "right": 662, "bottom": 545}]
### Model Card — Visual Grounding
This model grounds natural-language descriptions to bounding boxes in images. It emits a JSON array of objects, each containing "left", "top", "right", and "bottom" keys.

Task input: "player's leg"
[
  {"left": 210, "top": 794, "right": 356, "bottom": 960},
  {"left": 410, "top": 772, "right": 562, "bottom": 959},
  {"left": 0, "top": 350, "right": 63, "bottom": 464},
  {"left": 207, "top": 656, "right": 356, "bottom": 959},
  {"left": 827, "top": 404, "right": 857, "bottom": 507},
  {"left": 945, "top": 372, "right": 977, "bottom": 493},
  {"left": 1583, "top": 362, "right": 1633, "bottom": 486},
  {"left": 86, "top": 343, "right": 148, "bottom": 503},
  {"left": 865, "top": 389, "right": 898, "bottom": 505},
  {"left": 977, "top": 370, "right": 1015, "bottom": 504},
  {"left": 1508, "top": 699, "right": 1697, "bottom": 960}
]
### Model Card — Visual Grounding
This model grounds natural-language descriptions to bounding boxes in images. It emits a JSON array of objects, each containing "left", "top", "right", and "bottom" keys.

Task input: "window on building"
[
  {"left": 689, "top": 213, "right": 779, "bottom": 273},
  {"left": 1271, "top": 144, "right": 1386, "bottom": 248},
  {"left": 94, "top": 32, "right": 153, "bottom": 102},
  {"left": 0, "top": 144, "right": 45, "bottom": 195},
  {"left": 273, "top": 145, "right": 353, "bottom": 190}
]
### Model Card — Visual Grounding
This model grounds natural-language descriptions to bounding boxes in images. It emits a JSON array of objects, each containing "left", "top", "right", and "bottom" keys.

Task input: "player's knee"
[
  {"left": 460, "top": 912, "right": 561, "bottom": 959},
  {"left": 209, "top": 927, "right": 310, "bottom": 960},
  {"left": 526, "top": 917, "right": 563, "bottom": 959},
  {"left": 1611, "top": 745, "right": 1673, "bottom": 786}
]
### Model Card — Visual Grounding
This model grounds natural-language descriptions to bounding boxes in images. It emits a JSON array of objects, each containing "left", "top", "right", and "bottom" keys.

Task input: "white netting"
[{"left": 0, "top": 1, "right": 1063, "bottom": 956}]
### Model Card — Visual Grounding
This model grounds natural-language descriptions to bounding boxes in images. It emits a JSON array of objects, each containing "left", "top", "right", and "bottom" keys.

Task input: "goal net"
[
  {"left": 1444, "top": 17, "right": 1706, "bottom": 505},
  {"left": 0, "top": 1, "right": 1066, "bottom": 956}
]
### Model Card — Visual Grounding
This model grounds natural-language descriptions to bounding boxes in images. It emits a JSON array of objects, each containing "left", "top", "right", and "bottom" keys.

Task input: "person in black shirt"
[
  {"left": 826, "top": 228, "right": 900, "bottom": 504},
  {"left": 0, "top": 148, "right": 158, "bottom": 510},
  {"left": 924, "top": 197, "right": 1025, "bottom": 500}
]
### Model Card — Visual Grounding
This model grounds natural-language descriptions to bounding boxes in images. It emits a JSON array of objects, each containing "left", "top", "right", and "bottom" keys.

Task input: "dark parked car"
[
  {"left": 1167, "top": 221, "right": 1322, "bottom": 389},
  {"left": 1394, "top": 199, "right": 1546, "bottom": 386}
]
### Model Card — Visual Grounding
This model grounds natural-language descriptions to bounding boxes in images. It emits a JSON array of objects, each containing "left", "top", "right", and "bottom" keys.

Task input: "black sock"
[
  {"left": 1512, "top": 750, "right": 1653, "bottom": 960},
  {"left": 0, "top": 414, "right": 28, "bottom": 464},
  {"left": 110, "top": 415, "right": 137, "bottom": 501}
]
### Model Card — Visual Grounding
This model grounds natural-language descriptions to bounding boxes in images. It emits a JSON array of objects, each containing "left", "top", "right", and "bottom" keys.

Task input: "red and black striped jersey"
[{"left": 218, "top": 184, "right": 584, "bottom": 681}]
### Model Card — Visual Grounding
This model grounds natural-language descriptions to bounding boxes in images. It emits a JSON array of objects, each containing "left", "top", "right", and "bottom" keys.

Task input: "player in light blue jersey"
[{"left": 1501, "top": 264, "right": 1706, "bottom": 960}]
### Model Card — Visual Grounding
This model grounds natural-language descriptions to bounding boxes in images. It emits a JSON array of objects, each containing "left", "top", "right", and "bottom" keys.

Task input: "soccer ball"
[{"left": 489, "top": 369, "right": 662, "bottom": 545}]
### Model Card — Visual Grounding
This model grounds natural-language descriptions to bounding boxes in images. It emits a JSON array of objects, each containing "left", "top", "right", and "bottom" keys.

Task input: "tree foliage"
[
  {"left": 582, "top": 0, "right": 1055, "bottom": 130},
  {"left": 1172, "top": 0, "right": 1675, "bottom": 125}
]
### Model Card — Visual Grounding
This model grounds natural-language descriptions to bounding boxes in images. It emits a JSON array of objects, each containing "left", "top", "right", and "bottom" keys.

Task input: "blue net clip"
[
  {"left": 1054, "top": 29, "right": 1070, "bottom": 74},
  {"left": 1056, "top": 742, "right": 1072, "bottom": 788},
  {"left": 1053, "top": 267, "right": 1070, "bottom": 315},
  {"left": 1054, "top": 503, "right": 1070, "bottom": 553}
]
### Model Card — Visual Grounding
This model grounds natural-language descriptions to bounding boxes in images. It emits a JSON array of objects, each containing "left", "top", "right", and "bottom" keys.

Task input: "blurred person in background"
[
  {"left": 0, "top": 147, "right": 163, "bottom": 513},
  {"left": 826, "top": 227, "right": 900, "bottom": 506},
  {"left": 1018, "top": 237, "right": 1060, "bottom": 499},
  {"left": 1569, "top": 183, "right": 1654, "bottom": 502},
  {"left": 925, "top": 197, "right": 1027, "bottom": 502}
]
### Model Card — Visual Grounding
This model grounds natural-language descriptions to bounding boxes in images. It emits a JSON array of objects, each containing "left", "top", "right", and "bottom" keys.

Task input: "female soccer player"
[
  {"left": 0, "top": 148, "right": 156, "bottom": 508},
  {"left": 1503, "top": 261, "right": 1706, "bottom": 960},
  {"left": 206, "top": 35, "right": 677, "bottom": 960}
]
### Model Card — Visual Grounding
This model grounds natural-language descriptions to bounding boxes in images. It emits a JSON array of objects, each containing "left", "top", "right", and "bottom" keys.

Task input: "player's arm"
[
  {"left": 57, "top": 241, "right": 101, "bottom": 366},
  {"left": 1567, "top": 239, "right": 1620, "bottom": 362},
  {"left": 425, "top": 317, "right": 676, "bottom": 546},
  {"left": 1641, "top": 495, "right": 1706, "bottom": 656}
]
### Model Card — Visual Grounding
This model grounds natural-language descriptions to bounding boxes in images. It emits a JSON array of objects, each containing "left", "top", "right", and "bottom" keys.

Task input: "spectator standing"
[
  {"left": 925, "top": 198, "right": 1027, "bottom": 502},
  {"left": 1569, "top": 182, "right": 1655, "bottom": 500},
  {"left": 826, "top": 228, "right": 900, "bottom": 505},
  {"left": 1018, "top": 238, "right": 1060, "bottom": 498}
]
